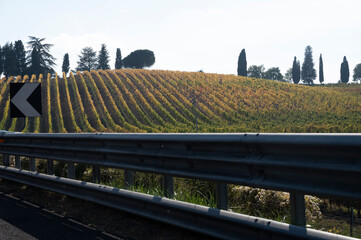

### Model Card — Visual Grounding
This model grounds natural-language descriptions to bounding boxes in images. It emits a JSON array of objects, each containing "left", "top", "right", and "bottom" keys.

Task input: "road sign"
[{"left": 10, "top": 83, "right": 42, "bottom": 118}]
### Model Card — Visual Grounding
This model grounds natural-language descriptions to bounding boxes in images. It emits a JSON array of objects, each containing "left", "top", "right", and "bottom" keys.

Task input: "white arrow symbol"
[{"left": 11, "top": 83, "right": 41, "bottom": 117}]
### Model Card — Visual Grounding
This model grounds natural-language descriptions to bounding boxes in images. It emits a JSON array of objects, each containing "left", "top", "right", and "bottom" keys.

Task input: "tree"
[
  {"left": 319, "top": 54, "right": 324, "bottom": 84},
  {"left": 237, "top": 49, "right": 247, "bottom": 76},
  {"left": 2, "top": 43, "right": 17, "bottom": 78},
  {"left": 26, "top": 36, "right": 56, "bottom": 75},
  {"left": 263, "top": 67, "right": 283, "bottom": 81},
  {"left": 0, "top": 45, "right": 3, "bottom": 76},
  {"left": 301, "top": 46, "right": 316, "bottom": 84},
  {"left": 284, "top": 68, "right": 293, "bottom": 83},
  {"left": 76, "top": 47, "right": 97, "bottom": 71},
  {"left": 123, "top": 49, "right": 155, "bottom": 69},
  {"left": 247, "top": 65, "right": 265, "bottom": 78},
  {"left": 340, "top": 56, "right": 349, "bottom": 83},
  {"left": 14, "top": 40, "right": 26, "bottom": 76},
  {"left": 115, "top": 48, "right": 122, "bottom": 69},
  {"left": 97, "top": 44, "right": 110, "bottom": 70},
  {"left": 292, "top": 57, "right": 301, "bottom": 84},
  {"left": 62, "top": 53, "right": 70, "bottom": 74},
  {"left": 29, "top": 46, "right": 41, "bottom": 76},
  {"left": 353, "top": 63, "right": 361, "bottom": 83}
]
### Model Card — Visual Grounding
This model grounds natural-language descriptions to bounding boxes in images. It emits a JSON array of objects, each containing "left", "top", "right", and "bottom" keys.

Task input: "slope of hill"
[{"left": 1, "top": 69, "right": 361, "bottom": 133}]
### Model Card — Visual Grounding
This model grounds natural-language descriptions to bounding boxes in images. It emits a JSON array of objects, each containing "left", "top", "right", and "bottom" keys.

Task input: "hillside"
[{"left": 1, "top": 69, "right": 361, "bottom": 133}]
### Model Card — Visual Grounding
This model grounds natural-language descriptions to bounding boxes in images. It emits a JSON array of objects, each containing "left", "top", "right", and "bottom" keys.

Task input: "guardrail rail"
[{"left": 0, "top": 132, "right": 360, "bottom": 240}]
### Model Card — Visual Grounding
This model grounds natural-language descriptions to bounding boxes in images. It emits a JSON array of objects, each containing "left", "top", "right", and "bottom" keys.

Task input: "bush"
[{"left": 229, "top": 186, "right": 322, "bottom": 223}]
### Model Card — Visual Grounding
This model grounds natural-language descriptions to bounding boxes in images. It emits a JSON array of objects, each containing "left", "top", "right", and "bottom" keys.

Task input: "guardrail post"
[
  {"left": 290, "top": 192, "right": 306, "bottom": 227},
  {"left": 124, "top": 170, "right": 134, "bottom": 189},
  {"left": 15, "top": 155, "right": 21, "bottom": 169},
  {"left": 2, "top": 154, "right": 9, "bottom": 167},
  {"left": 67, "top": 162, "right": 75, "bottom": 179},
  {"left": 350, "top": 207, "right": 354, "bottom": 237},
  {"left": 216, "top": 182, "right": 228, "bottom": 210},
  {"left": 92, "top": 165, "right": 100, "bottom": 184},
  {"left": 47, "top": 159, "right": 54, "bottom": 175},
  {"left": 162, "top": 175, "right": 174, "bottom": 198},
  {"left": 29, "top": 158, "right": 36, "bottom": 172}
]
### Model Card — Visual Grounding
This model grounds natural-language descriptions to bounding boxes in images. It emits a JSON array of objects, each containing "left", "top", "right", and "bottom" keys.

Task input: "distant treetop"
[
  {"left": 340, "top": 56, "right": 349, "bottom": 83},
  {"left": 123, "top": 49, "right": 155, "bottom": 69},
  {"left": 247, "top": 65, "right": 265, "bottom": 79},
  {"left": 263, "top": 67, "right": 283, "bottom": 81},
  {"left": 62, "top": 53, "right": 70, "bottom": 74},
  {"left": 237, "top": 49, "right": 247, "bottom": 77},
  {"left": 115, "top": 48, "right": 123, "bottom": 69},
  {"left": 292, "top": 56, "right": 301, "bottom": 84},
  {"left": 301, "top": 45, "right": 316, "bottom": 84},
  {"left": 97, "top": 44, "right": 110, "bottom": 70},
  {"left": 76, "top": 47, "right": 97, "bottom": 72},
  {"left": 353, "top": 63, "right": 361, "bottom": 83},
  {"left": 319, "top": 54, "right": 324, "bottom": 84},
  {"left": 26, "top": 36, "right": 56, "bottom": 75}
]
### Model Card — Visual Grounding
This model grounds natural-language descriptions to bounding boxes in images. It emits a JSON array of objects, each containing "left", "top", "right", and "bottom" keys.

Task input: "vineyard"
[{"left": 1, "top": 69, "right": 361, "bottom": 133}]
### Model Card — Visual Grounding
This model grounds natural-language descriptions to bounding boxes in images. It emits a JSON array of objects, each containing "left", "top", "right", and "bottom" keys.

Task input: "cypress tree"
[
  {"left": 0, "top": 45, "right": 3, "bottom": 76},
  {"left": 97, "top": 44, "right": 110, "bottom": 70},
  {"left": 297, "top": 61, "right": 301, "bottom": 84},
  {"left": 340, "top": 56, "right": 350, "bottom": 83},
  {"left": 237, "top": 49, "right": 247, "bottom": 77},
  {"left": 301, "top": 45, "right": 316, "bottom": 84},
  {"left": 14, "top": 40, "right": 27, "bottom": 76},
  {"left": 115, "top": 48, "right": 122, "bottom": 69},
  {"left": 29, "top": 46, "right": 41, "bottom": 75},
  {"left": 319, "top": 54, "right": 324, "bottom": 84},
  {"left": 292, "top": 57, "right": 301, "bottom": 84},
  {"left": 62, "top": 53, "right": 70, "bottom": 74}
]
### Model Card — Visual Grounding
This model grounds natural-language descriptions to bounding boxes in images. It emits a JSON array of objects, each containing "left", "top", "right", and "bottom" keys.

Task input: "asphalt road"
[{"left": 0, "top": 192, "right": 122, "bottom": 240}]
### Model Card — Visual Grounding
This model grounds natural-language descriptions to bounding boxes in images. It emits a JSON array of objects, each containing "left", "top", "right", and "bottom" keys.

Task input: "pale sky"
[{"left": 1, "top": 0, "right": 360, "bottom": 83}]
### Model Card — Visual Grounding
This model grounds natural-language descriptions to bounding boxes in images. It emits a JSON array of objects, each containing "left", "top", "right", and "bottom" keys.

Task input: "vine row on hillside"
[{"left": 1, "top": 69, "right": 361, "bottom": 133}]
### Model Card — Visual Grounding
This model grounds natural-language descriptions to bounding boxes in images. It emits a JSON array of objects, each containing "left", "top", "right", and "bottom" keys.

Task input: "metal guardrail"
[{"left": 0, "top": 132, "right": 360, "bottom": 240}]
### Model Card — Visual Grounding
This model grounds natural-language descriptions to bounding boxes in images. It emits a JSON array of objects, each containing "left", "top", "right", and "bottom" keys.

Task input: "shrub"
[{"left": 229, "top": 186, "right": 322, "bottom": 223}]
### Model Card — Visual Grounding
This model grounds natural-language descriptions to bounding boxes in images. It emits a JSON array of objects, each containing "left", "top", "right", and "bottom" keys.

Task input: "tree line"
[
  {"left": 0, "top": 37, "right": 56, "bottom": 78},
  {"left": 1, "top": 36, "right": 360, "bottom": 83},
  {"left": 0, "top": 36, "right": 155, "bottom": 78},
  {"left": 73, "top": 45, "right": 155, "bottom": 74},
  {"left": 237, "top": 46, "right": 361, "bottom": 84}
]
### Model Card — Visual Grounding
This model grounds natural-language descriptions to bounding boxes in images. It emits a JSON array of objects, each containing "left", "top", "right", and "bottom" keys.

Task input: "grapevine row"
[
  {"left": 58, "top": 73, "right": 81, "bottom": 132},
  {"left": 67, "top": 72, "right": 95, "bottom": 132}
]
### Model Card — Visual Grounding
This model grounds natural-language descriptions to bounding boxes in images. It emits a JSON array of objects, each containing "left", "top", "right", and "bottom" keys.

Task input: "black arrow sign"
[{"left": 10, "top": 83, "right": 42, "bottom": 118}]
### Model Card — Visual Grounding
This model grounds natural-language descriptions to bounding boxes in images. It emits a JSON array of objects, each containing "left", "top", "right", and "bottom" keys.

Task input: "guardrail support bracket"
[
  {"left": 29, "top": 158, "right": 36, "bottom": 172},
  {"left": 67, "top": 162, "right": 75, "bottom": 179},
  {"left": 124, "top": 170, "right": 134, "bottom": 189},
  {"left": 290, "top": 192, "right": 306, "bottom": 227},
  {"left": 216, "top": 182, "right": 228, "bottom": 210},
  {"left": 162, "top": 175, "right": 174, "bottom": 198}
]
